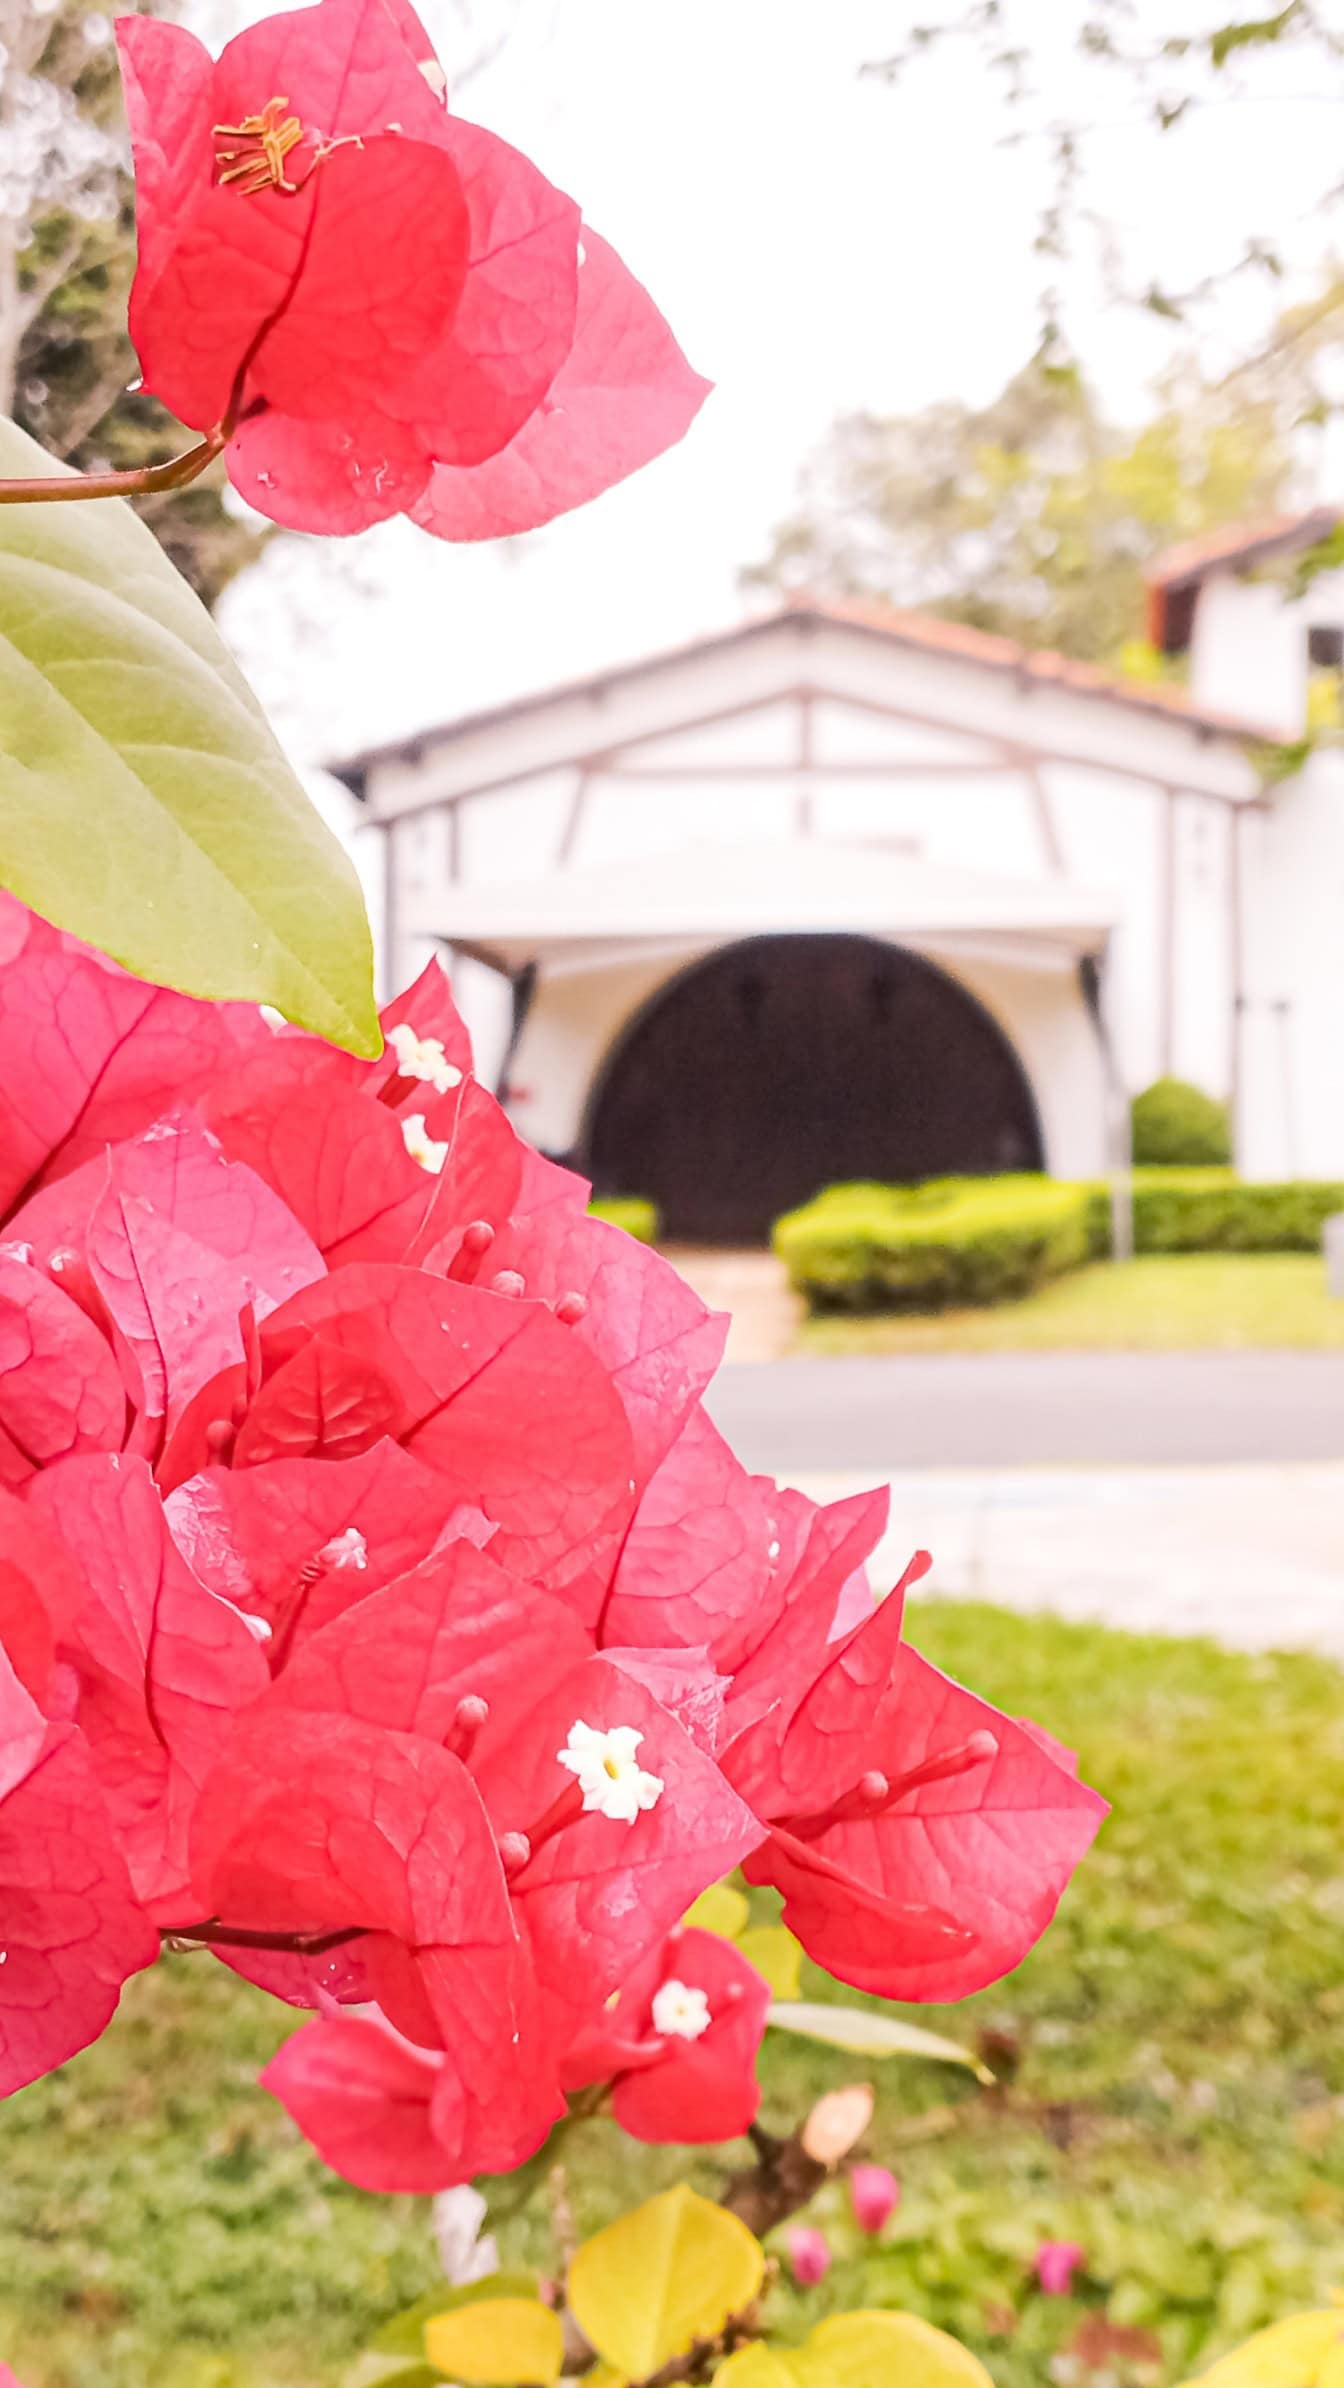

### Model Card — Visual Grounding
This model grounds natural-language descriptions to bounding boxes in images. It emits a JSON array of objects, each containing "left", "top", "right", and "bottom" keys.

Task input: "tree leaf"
[
  {"left": 1174, "top": 2311, "right": 1344, "bottom": 2388},
  {"left": 373, "top": 2273, "right": 542, "bottom": 2357},
  {"left": 345, "top": 2358, "right": 439, "bottom": 2388},
  {"left": 422, "top": 2297, "right": 563, "bottom": 2386},
  {"left": 765, "top": 2002, "right": 994, "bottom": 2082},
  {"left": 791, "top": 2312, "right": 995, "bottom": 2387},
  {"left": 736, "top": 1925, "right": 803, "bottom": 2000},
  {"left": 0, "top": 415, "right": 378, "bottom": 1054},
  {"left": 713, "top": 2352, "right": 797, "bottom": 2386},
  {"left": 684, "top": 1881, "right": 750, "bottom": 1940},
  {"left": 568, "top": 2185, "right": 764, "bottom": 2380}
]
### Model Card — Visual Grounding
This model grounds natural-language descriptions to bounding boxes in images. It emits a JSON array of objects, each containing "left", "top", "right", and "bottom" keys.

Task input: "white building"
[{"left": 331, "top": 514, "right": 1344, "bottom": 1241}]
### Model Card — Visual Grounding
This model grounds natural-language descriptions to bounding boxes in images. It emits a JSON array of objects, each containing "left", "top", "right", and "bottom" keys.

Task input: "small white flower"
[
  {"left": 557, "top": 1721, "right": 664, "bottom": 1824},
  {"left": 389, "top": 1021, "right": 462, "bottom": 1095},
  {"left": 433, "top": 2184, "right": 498, "bottom": 2284},
  {"left": 318, "top": 1527, "right": 368, "bottom": 1572},
  {"left": 651, "top": 1978, "right": 711, "bottom": 2042},
  {"left": 402, "top": 1112, "right": 448, "bottom": 1173}
]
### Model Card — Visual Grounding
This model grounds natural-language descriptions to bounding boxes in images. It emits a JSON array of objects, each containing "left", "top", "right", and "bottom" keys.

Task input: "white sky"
[{"left": 213, "top": 0, "right": 1344, "bottom": 769}]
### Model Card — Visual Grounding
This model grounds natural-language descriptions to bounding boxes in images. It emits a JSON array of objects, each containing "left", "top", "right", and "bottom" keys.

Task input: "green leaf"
[
  {"left": 683, "top": 1881, "right": 750, "bottom": 1940},
  {"left": 0, "top": 415, "right": 378, "bottom": 1054},
  {"left": 345, "top": 2358, "right": 439, "bottom": 2388},
  {"left": 1210, "top": 8, "right": 1299, "bottom": 68},
  {"left": 372, "top": 2273, "right": 542, "bottom": 2357},
  {"left": 766, "top": 2002, "right": 994, "bottom": 2083},
  {"left": 735, "top": 1926, "right": 803, "bottom": 2000},
  {"left": 422, "top": 2296, "right": 563, "bottom": 2385},
  {"left": 568, "top": 2185, "right": 764, "bottom": 2380}
]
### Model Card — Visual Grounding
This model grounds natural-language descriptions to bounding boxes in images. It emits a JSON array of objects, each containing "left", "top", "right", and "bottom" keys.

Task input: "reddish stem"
[
  {"left": 0, "top": 423, "right": 231, "bottom": 506},
  {"left": 160, "top": 1918, "right": 365, "bottom": 1956}
]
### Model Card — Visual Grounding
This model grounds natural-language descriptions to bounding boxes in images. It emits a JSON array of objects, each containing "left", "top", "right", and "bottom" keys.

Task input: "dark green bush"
[
  {"left": 587, "top": 1194, "right": 660, "bottom": 1244},
  {"left": 773, "top": 1176, "right": 1091, "bottom": 1312},
  {"left": 1131, "top": 1075, "right": 1232, "bottom": 1166},
  {"left": 1090, "top": 1168, "right": 1344, "bottom": 1255}
]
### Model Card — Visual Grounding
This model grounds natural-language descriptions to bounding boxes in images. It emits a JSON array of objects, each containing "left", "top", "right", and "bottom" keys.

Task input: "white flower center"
[
  {"left": 318, "top": 1527, "right": 368, "bottom": 1571},
  {"left": 651, "top": 1978, "right": 711, "bottom": 2041},
  {"left": 402, "top": 1113, "right": 448, "bottom": 1174},
  {"left": 389, "top": 1022, "right": 462, "bottom": 1095},
  {"left": 557, "top": 1720, "right": 664, "bottom": 1824}
]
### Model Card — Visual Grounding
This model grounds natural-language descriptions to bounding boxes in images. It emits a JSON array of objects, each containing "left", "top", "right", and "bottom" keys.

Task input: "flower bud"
[
  {"left": 787, "top": 2226, "right": 832, "bottom": 2288},
  {"left": 849, "top": 2162, "right": 900, "bottom": 2234},
  {"left": 800, "top": 2080, "right": 874, "bottom": 2165},
  {"left": 1034, "top": 2239, "right": 1086, "bottom": 2296}
]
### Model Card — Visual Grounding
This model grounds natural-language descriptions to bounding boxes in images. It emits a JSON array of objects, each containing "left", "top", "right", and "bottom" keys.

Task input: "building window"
[{"left": 1307, "top": 625, "right": 1344, "bottom": 728}]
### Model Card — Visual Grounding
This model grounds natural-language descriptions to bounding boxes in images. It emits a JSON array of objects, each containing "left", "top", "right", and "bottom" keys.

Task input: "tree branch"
[
  {"left": 719, "top": 2119, "right": 828, "bottom": 2238},
  {"left": 49, "top": 358, "right": 138, "bottom": 460},
  {"left": 627, "top": 2307, "right": 760, "bottom": 2388},
  {"left": 17, "top": 230, "right": 94, "bottom": 339}
]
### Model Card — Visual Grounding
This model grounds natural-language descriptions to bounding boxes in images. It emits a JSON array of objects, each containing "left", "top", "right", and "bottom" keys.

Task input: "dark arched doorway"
[{"left": 585, "top": 935, "right": 1044, "bottom": 1243}]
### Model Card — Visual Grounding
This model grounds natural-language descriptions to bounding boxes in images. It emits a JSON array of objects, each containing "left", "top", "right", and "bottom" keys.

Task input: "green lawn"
[
  {"left": 802, "top": 1252, "right": 1344, "bottom": 1353},
  {"left": 4, "top": 1606, "right": 1344, "bottom": 2388}
]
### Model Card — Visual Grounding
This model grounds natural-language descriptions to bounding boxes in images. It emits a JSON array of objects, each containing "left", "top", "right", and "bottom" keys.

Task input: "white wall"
[
  {"left": 359, "top": 616, "right": 1264, "bottom": 1167},
  {"left": 1190, "top": 564, "right": 1344, "bottom": 744},
  {"left": 1237, "top": 748, "right": 1344, "bottom": 1179}
]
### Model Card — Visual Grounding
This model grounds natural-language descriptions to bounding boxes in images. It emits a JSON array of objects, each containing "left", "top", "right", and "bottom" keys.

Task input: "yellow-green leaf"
[
  {"left": 568, "top": 2185, "right": 764, "bottom": 2380},
  {"left": 0, "top": 415, "right": 378, "bottom": 1054},
  {"left": 1176, "top": 2311, "right": 1344, "bottom": 2388},
  {"left": 422, "top": 2295, "right": 562, "bottom": 2386},
  {"left": 713, "top": 2350, "right": 797, "bottom": 2386},
  {"left": 736, "top": 1926, "right": 802, "bottom": 2000},
  {"left": 791, "top": 2312, "right": 994, "bottom": 2388},
  {"left": 374, "top": 2273, "right": 542, "bottom": 2357},
  {"left": 684, "top": 1882, "right": 750, "bottom": 1940},
  {"left": 767, "top": 2002, "right": 993, "bottom": 2082}
]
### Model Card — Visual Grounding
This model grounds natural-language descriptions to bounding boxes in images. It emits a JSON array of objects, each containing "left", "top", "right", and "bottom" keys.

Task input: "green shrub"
[
  {"left": 1091, "top": 1167, "right": 1344, "bottom": 1255},
  {"left": 1131, "top": 1075, "right": 1232, "bottom": 1165},
  {"left": 774, "top": 1176, "right": 1091, "bottom": 1312},
  {"left": 588, "top": 1193, "right": 660, "bottom": 1244}
]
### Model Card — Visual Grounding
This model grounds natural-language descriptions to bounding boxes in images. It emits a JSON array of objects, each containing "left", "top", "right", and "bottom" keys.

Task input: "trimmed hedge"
[
  {"left": 779, "top": 1168, "right": 1344, "bottom": 1313},
  {"left": 1093, "top": 1168, "right": 1344, "bottom": 1256},
  {"left": 773, "top": 1176, "right": 1092, "bottom": 1312},
  {"left": 587, "top": 1194, "right": 660, "bottom": 1244},
  {"left": 1131, "top": 1075, "right": 1232, "bottom": 1166}
]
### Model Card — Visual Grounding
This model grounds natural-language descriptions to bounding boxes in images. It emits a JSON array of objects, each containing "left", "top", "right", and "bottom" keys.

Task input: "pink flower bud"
[
  {"left": 787, "top": 2226, "right": 832, "bottom": 2288},
  {"left": 1034, "top": 2240, "right": 1086, "bottom": 2297},
  {"left": 849, "top": 2162, "right": 900, "bottom": 2234}
]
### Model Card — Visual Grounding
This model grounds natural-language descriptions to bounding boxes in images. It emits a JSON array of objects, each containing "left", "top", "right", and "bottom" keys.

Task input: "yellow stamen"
[{"left": 213, "top": 95, "right": 305, "bottom": 195}]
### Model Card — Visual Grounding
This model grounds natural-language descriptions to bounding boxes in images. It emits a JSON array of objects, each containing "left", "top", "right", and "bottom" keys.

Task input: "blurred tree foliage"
[
  {"left": 756, "top": 6, "right": 1344, "bottom": 666},
  {"left": 749, "top": 345, "right": 1310, "bottom": 664},
  {"left": 863, "top": 4, "right": 1344, "bottom": 340},
  {"left": 0, "top": 0, "right": 261, "bottom": 610}
]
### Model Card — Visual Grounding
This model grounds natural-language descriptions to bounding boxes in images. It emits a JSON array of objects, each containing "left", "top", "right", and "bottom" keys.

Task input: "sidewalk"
[{"left": 789, "top": 1462, "right": 1344, "bottom": 1660}]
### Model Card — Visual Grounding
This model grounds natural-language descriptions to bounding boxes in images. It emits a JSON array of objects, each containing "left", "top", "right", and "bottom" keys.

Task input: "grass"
[
  {"left": 4, "top": 1605, "right": 1344, "bottom": 2388},
  {"left": 802, "top": 1252, "right": 1344, "bottom": 1354}
]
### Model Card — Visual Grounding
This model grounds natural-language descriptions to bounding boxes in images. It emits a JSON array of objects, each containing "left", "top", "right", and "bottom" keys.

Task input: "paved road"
[{"left": 702, "top": 1351, "right": 1344, "bottom": 1473}]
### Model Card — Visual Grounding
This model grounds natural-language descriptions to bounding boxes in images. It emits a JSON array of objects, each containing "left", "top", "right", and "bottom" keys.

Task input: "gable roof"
[
  {"left": 330, "top": 595, "right": 1272, "bottom": 794},
  {"left": 1146, "top": 509, "right": 1340, "bottom": 653}
]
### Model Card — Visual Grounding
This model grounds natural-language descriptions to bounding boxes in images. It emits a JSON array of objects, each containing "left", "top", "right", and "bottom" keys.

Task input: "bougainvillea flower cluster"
[
  {"left": 116, "top": 0, "right": 711, "bottom": 536},
  {"left": 0, "top": 892, "right": 1104, "bottom": 2188}
]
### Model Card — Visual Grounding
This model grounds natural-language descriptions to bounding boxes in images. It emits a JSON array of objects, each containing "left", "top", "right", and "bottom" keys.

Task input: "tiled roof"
[
  {"left": 331, "top": 596, "right": 1273, "bottom": 786},
  {"left": 1146, "top": 510, "right": 1339, "bottom": 591},
  {"left": 780, "top": 593, "right": 1272, "bottom": 737},
  {"left": 1145, "top": 510, "right": 1340, "bottom": 652}
]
